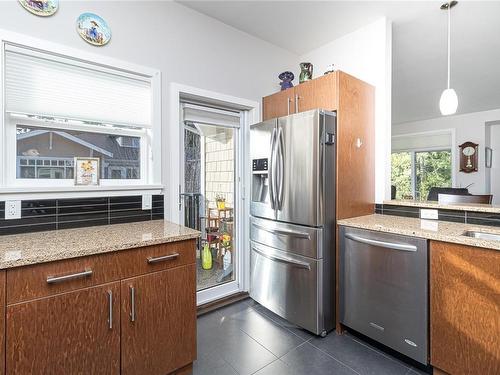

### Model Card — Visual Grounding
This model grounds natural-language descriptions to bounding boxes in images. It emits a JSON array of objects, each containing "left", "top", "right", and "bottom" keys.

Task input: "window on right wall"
[{"left": 391, "top": 149, "right": 452, "bottom": 200}]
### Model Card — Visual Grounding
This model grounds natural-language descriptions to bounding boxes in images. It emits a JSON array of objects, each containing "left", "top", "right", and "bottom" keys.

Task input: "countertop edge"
[
  {"left": 0, "top": 229, "right": 200, "bottom": 270},
  {"left": 383, "top": 200, "right": 500, "bottom": 214},
  {"left": 338, "top": 215, "right": 500, "bottom": 252}
]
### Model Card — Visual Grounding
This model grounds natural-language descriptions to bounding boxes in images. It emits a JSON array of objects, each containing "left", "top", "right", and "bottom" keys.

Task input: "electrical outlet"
[
  {"left": 5, "top": 200, "right": 21, "bottom": 220},
  {"left": 142, "top": 194, "right": 152, "bottom": 210},
  {"left": 420, "top": 209, "right": 439, "bottom": 220}
]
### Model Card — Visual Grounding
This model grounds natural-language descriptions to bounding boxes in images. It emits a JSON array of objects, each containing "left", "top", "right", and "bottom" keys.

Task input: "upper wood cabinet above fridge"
[{"left": 262, "top": 72, "right": 338, "bottom": 121}]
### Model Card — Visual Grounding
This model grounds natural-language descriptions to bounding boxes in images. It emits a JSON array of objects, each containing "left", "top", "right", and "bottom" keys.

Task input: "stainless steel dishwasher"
[{"left": 339, "top": 226, "right": 428, "bottom": 364}]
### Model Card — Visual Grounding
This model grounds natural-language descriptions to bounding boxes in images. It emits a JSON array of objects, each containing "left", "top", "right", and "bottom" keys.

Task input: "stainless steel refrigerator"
[{"left": 250, "top": 109, "right": 336, "bottom": 336}]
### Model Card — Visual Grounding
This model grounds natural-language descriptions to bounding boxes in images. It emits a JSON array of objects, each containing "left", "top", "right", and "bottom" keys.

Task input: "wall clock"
[{"left": 459, "top": 142, "right": 478, "bottom": 173}]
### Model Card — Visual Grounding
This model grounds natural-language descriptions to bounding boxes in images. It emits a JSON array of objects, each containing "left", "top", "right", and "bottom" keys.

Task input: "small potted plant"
[{"left": 215, "top": 194, "right": 226, "bottom": 210}]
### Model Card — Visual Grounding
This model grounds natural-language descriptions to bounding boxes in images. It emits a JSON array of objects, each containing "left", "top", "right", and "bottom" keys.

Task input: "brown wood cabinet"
[
  {"left": 6, "top": 282, "right": 121, "bottom": 375},
  {"left": 430, "top": 241, "right": 500, "bottom": 375},
  {"left": 2, "top": 239, "right": 197, "bottom": 375},
  {"left": 121, "top": 265, "right": 196, "bottom": 375},
  {"left": 262, "top": 88, "right": 295, "bottom": 120},
  {"left": 262, "top": 73, "right": 338, "bottom": 121}
]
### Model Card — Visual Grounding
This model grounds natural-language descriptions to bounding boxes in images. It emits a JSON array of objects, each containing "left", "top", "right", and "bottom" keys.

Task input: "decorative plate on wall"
[
  {"left": 18, "top": 0, "right": 59, "bottom": 17},
  {"left": 76, "top": 13, "right": 111, "bottom": 46}
]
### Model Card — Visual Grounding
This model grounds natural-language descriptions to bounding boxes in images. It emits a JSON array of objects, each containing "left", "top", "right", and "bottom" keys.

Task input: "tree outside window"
[{"left": 391, "top": 150, "right": 452, "bottom": 200}]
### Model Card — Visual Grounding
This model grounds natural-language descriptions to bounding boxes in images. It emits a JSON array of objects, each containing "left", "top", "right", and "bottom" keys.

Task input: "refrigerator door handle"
[
  {"left": 277, "top": 127, "right": 285, "bottom": 210},
  {"left": 251, "top": 221, "right": 311, "bottom": 239},
  {"left": 345, "top": 233, "right": 418, "bottom": 252},
  {"left": 252, "top": 246, "right": 311, "bottom": 270},
  {"left": 269, "top": 128, "right": 277, "bottom": 209}
]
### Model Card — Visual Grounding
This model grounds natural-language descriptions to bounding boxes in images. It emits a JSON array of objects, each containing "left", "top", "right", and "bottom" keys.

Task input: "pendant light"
[{"left": 439, "top": 1, "right": 458, "bottom": 115}]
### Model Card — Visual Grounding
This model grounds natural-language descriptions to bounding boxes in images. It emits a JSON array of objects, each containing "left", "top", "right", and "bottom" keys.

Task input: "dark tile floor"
[{"left": 194, "top": 299, "right": 428, "bottom": 375}]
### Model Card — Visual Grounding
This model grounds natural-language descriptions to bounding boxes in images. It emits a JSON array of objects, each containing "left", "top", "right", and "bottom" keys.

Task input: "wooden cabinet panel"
[
  {"left": 430, "top": 241, "right": 500, "bottom": 375},
  {"left": 0, "top": 271, "right": 5, "bottom": 375},
  {"left": 6, "top": 282, "right": 121, "bottom": 375},
  {"left": 7, "top": 239, "right": 196, "bottom": 304},
  {"left": 121, "top": 265, "right": 196, "bottom": 375},
  {"left": 336, "top": 71, "right": 375, "bottom": 220},
  {"left": 262, "top": 88, "right": 294, "bottom": 121},
  {"left": 295, "top": 73, "right": 338, "bottom": 113}
]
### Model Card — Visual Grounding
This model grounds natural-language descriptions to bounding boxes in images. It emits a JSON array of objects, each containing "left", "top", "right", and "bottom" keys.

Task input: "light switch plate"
[
  {"left": 5, "top": 200, "right": 21, "bottom": 220},
  {"left": 142, "top": 194, "right": 152, "bottom": 210},
  {"left": 420, "top": 209, "right": 438, "bottom": 220}
]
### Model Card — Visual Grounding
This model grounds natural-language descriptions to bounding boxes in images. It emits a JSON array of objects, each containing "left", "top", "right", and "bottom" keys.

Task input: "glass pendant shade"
[{"left": 439, "top": 88, "right": 458, "bottom": 115}]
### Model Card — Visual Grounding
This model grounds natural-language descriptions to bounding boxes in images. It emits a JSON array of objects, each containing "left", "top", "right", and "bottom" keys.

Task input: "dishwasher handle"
[{"left": 344, "top": 233, "right": 417, "bottom": 252}]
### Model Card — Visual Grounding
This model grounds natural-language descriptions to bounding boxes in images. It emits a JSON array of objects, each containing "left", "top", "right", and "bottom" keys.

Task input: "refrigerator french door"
[{"left": 250, "top": 109, "right": 336, "bottom": 336}]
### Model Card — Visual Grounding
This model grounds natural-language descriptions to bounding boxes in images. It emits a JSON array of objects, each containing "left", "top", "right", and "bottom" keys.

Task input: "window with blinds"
[{"left": 2, "top": 43, "right": 158, "bottom": 187}]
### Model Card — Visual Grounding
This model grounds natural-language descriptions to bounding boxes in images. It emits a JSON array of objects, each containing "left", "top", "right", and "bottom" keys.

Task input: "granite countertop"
[
  {"left": 338, "top": 214, "right": 500, "bottom": 251},
  {"left": 384, "top": 199, "right": 500, "bottom": 214},
  {"left": 0, "top": 220, "right": 200, "bottom": 269}
]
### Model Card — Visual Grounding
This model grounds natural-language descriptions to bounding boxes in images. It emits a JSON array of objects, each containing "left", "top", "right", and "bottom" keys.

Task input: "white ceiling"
[{"left": 178, "top": 1, "right": 500, "bottom": 124}]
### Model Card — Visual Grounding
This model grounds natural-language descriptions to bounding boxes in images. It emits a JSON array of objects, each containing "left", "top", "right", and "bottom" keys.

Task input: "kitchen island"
[
  {"left": 0, "top": 220, "right": 200, "bottom": 375},
  {"left": 338, "top": 214, "right": 500, "bottom": 375}
]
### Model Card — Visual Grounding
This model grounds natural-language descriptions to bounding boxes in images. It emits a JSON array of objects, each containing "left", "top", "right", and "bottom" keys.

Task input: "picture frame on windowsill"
[{"left": 74, "top": 157, "right": 100, "bottom": 186}]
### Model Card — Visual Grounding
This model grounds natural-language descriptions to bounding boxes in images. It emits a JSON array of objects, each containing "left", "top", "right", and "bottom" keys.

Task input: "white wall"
[
  {"left": 0, "top": 0, "right": 296, "bottom": 197},
  {"left": 297, "top": 18, "right": 392, "bottom": 203},
  {"left": 393, "top": 108, "right": 500, "bottom": 195}
]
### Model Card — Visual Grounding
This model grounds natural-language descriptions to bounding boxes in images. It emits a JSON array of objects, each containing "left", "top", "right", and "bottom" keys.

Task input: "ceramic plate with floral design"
[
  {"left": 76, "top": 13, "right": 111, "bottom": 46},
  {"left": 18, "top": 0, "right": 58, "bottom": 17}
]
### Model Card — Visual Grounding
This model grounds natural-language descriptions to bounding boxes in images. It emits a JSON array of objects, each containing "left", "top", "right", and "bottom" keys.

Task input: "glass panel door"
[{"left": 182, "top": 121, "right": 237, "bottom": 292}]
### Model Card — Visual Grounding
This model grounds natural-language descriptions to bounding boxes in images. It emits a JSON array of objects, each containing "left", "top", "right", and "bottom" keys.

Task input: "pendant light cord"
[{"left": 447, "top": 4, "right": 451, "bottom": 89}]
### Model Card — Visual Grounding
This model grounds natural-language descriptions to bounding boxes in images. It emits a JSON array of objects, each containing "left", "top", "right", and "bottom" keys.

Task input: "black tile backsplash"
[
  {"left": 378, "top": 203, "right": 500, "bottom": 227},
  {"left": 465, "top": 211, "right": 500, "bottom": 227},
  {"left": 381, "top": 204, "right": 420, "bottom": 218},
  {"left": 438, "top": 209, "right": 466, "bottom": 223},
  {"left": 0, "top": 195, "right": 164, "bottom": 235}
]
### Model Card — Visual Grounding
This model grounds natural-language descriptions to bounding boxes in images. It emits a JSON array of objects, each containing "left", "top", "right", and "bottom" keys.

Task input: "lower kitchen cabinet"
[
  {"left": 6, "top": 282, "right": 121, "bottom": 375},
  {"left": 430, "top": 241, "right": 500, "bottom": 375},
  {"left": 121, "top": 265, "right": 196, "bottom": 375},
  {"left": 2, "top": 239, "right": 197, "bottom": 375}
]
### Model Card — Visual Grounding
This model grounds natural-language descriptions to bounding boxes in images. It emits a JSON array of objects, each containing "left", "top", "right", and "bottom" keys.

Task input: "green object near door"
[{"left": 201, "top": 243, "right": 213, "bottom": 270}]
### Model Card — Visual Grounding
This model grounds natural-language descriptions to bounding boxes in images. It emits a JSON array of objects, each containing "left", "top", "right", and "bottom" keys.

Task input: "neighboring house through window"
[{"left": 0, "top": 34, "right": 161, "bottom": 193}]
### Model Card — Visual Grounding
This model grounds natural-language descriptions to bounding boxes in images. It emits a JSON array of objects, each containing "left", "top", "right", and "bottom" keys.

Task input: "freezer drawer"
[
  {"left": 340, "top": 227, "right": 428, "bottom": 364},
  {"left": 250, "top": 241, "right": 325, "bottom": 335},
  {"left": 250, "top": 216, "right": 323, "bottom": 259}
]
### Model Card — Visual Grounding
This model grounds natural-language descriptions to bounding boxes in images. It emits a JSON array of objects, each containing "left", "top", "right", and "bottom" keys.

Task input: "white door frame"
[{"left": 167, "top": 83, "right": 259, "bottom": 305}]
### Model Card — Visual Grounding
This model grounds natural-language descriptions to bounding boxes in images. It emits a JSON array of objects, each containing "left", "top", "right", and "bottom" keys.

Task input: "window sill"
[{"left": 0, "top": 185, "right": 164, "bottom": 201}]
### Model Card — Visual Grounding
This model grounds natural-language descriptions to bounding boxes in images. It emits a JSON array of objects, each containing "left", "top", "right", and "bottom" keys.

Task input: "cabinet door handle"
[
  {"left": 295, "top": 94, "right": 300, "bottom": 113},
  {"left": 287, "top": 97, "right": 291, "bottom": 115},
  {"left": 147, "top": 253, "right": 179, "bottom": 264},
  {"left": 130, "top": 286, "right": 136, "bottom": 322},
  {"left": 46, "top": 269, "right": 93, "bottom": 284},
  {"left": 107, "top": 290, "right": 113, "bottom": 330}
]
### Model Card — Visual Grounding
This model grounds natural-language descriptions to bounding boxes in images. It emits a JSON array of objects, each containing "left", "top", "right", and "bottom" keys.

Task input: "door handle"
[
  {"left": 287, "top": 97, "right": 292, "bottom": 115},
  {"left": 345, "top": 233, "right": 417, "bottom": 252},
  {"left": 252, "top": 246, "right": 310, "bottom": 269},
  {"left": 269, "top": 128, "right": 277, "bottom": 209},
  {"left": 46, "top": 269, "right": 93, "bottom": 284},
  {"left": 129, "top": 286, "right": 136, "bottom": 322},
  {"left": 251, "top": 222, "right": 310, "bottom": 239},
  {"left": 107, "top": 290, "right": 113, "bottom": 330},
  {"left": 295, "top": 94, "right": 300, "bottom": 113},
  {"left": 277, "top": 127, "right": 284, "bottom": 210},
  {"left": 147, "top": 253, "right": 179, "bottom": 264}
]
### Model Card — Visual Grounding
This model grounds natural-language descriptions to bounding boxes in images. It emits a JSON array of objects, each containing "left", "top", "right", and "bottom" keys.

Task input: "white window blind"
[
  {"left": 182, "top": 103, "right": 241, "bottom": 128},
  {"left": 392, "top": 132, "right": 452, "bottom": 152},
  {"left": 4, "top": 44, "right": 152, "bottom": 128}
]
